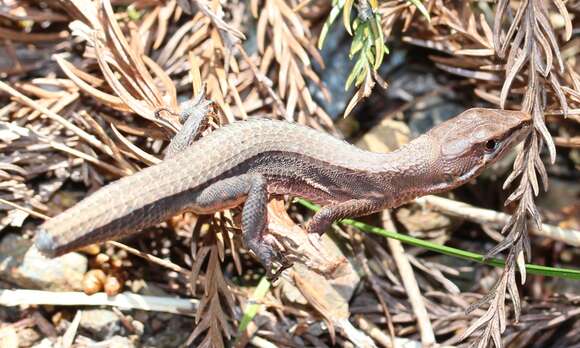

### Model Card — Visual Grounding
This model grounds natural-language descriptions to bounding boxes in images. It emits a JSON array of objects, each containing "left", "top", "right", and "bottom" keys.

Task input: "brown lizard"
[{"left": 35, "top": 106, "right": 531, "bottom": 279}]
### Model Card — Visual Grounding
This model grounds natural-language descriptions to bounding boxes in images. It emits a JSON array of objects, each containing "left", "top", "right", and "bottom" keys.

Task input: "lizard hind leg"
[
  {"left": 239, "top": 174, "right": 292, "bottom": 281},
  {"left": 190, "top": 174, "right": 290, "bottom": 280}
]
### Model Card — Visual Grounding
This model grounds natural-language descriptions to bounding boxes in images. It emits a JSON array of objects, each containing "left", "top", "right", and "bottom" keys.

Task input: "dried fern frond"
[
  {"left": 457, "top": 1, "right": 573, "bottom": 346},
  {"left": 186, "top": 219, "right": 236, "bottom": 348},
  {"left": 251, "top": 0, "right": 334, "bottom": 125}
]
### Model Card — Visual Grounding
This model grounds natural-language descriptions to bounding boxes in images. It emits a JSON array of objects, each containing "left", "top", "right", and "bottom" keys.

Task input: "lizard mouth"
[{"left": 500, "top": 120, "right": 532, "bottom": 155}]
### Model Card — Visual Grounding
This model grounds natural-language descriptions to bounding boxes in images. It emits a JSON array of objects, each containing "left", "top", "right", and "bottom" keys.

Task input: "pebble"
[
  {"left": 80, "top": 309, "right": 123, "bottom": 340},
  {"left": 0, "top": 234, "right": 87, "bottom": 291}
]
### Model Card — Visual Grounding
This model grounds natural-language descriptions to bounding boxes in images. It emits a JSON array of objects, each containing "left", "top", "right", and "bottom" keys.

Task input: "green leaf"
[
  {"left": 349, "top": 23, "right": 366, "bottom": 57},
  {"left": 343, "top": 0, "right": 356, "bottom": 35},
  {"left": 354, "top": 63, "right": 368, "bottom": 86},
  {"left": 324, "top": 1, "right": 389, "bottom": 93},
  {"left": 296, "top": 199, "right": 580, "bottom": 280},
  {"left": 318, "top": 6, "right": 343, "bottom": 49},
  {"left": 127, "top": 5, "right": 142, "bottom": 21},
  {"left": 349, "top": 37, "right": 364, "bottom": 58},
  {"left": 237, "top": 277, "right": 271, "bottom": 334},
  {"left": 364, "top": 47, "right": 375, "bottom": 66},
  {"left": 345, "top": 54, "right": 366, "bottom": 90},
  {"left": 369, "top": 16, "right": 384, "bottom": 68}
]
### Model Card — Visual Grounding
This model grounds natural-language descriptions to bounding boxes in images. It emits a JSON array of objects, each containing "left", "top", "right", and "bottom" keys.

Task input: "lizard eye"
[{"left": 484, "top": 139, "right": 499, "bottom": 153}]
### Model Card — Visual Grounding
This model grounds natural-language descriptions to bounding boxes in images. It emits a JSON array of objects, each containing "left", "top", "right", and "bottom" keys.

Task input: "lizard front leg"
[
  {"left": 160, "top": 91, "right": 212, "bottom": 159},
  {"left": 306, "top": 199, "right": 384, "bottom": 236}
]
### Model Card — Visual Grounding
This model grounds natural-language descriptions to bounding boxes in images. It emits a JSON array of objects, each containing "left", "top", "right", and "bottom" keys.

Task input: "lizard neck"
[{"left": 374, "top": 134, "right": 453, "bottom": 207}]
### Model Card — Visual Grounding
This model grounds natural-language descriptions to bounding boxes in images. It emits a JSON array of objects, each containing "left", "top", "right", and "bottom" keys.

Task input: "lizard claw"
[
  {"left": 154, "top": 106, "right": 178, "bottom": 119},
  {"left": 247, "top": 236, "right": 293, "bottom": 283},
  {"left": 266, "top": 251, "right": 293, "bottom": 282},
  {"left": 263, "top": 238, "right": 293, "bottom": 282}
]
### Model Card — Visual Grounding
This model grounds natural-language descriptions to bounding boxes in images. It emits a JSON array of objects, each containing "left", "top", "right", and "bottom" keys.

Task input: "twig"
[
  {"left": 414, "top": 195, "right": 580, "bottom": 247},
  {"left": 248, "top": 336, "right": 279, "bottom": 348},
  {"left": 382, "top": 211, "right": 436, "bottom": 346},
  {"left": 0, "top": 198, "right": 49, "bottom": 220},
  {"left": 0, "top": 289, "right": 198, "bottom": 315},
  {"left": 177, "top": 0, "right": 245, "bottom": 41},
  {"left": 358, "top": 250, "right": 396, "bottom": 346},
  {"left": 554, "top": 136, "right": 580, "bottom": 148},
  {"left": 107, "top": 241, "right": 190, "bottom": 275},
  {"left": 62, "top": 310, "right": 81, "bottom": 348}
]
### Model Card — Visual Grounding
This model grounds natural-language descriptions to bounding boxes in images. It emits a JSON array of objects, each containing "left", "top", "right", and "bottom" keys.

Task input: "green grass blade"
[
  {"left": 237, "top": 276, "right": 271, "bottom": 334},
  {"left": 296, "top": 199, "right": 580, "bottom": 280}
]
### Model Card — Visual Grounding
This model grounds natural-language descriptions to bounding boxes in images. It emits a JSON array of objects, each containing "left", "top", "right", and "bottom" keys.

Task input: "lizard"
[{"left": 34, "top": 104, "right": 531, "bottom": 279}]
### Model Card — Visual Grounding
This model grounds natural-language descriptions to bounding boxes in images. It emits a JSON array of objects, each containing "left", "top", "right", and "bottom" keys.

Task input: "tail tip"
[{"left": 34, "top": 228, "right": 58, "bottom": 257}]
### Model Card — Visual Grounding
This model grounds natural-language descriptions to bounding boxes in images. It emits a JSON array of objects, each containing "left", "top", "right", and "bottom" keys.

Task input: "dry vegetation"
[{"left": 0, "top": 0, "right": 579, "bottom": 347}]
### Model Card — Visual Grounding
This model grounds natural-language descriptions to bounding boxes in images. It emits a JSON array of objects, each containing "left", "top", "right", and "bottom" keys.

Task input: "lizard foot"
[
  {"left": 250, "top": 236, "right": 293, "bottom": 282},
  {"left": 266, "top": 251, "right": 293, "bottom": 282},
  {"left": 153, "top": 86, "right": 211, "bottom": 124}
]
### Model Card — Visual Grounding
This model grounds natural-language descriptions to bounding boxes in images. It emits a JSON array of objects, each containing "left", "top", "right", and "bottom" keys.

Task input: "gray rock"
[
  {"left": 310, "top": 25, "right": 353, "bottom": 119},
  {"left": 394, "top": 71, "right": 464, "bottom": 137},
  {"left": 80, "top": 309, "right": 123, "bottom": 340},
  {"left": 143, "top": 314, "right": 193, "bottom": 347},
  {"left": 0, "top": 234, "right": 87, "bottom": 291}
]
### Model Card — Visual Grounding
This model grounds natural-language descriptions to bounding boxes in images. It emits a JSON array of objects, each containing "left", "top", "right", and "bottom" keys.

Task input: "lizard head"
[{"left": 427, "top": 108, "right": 532, "bottom": 189}]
